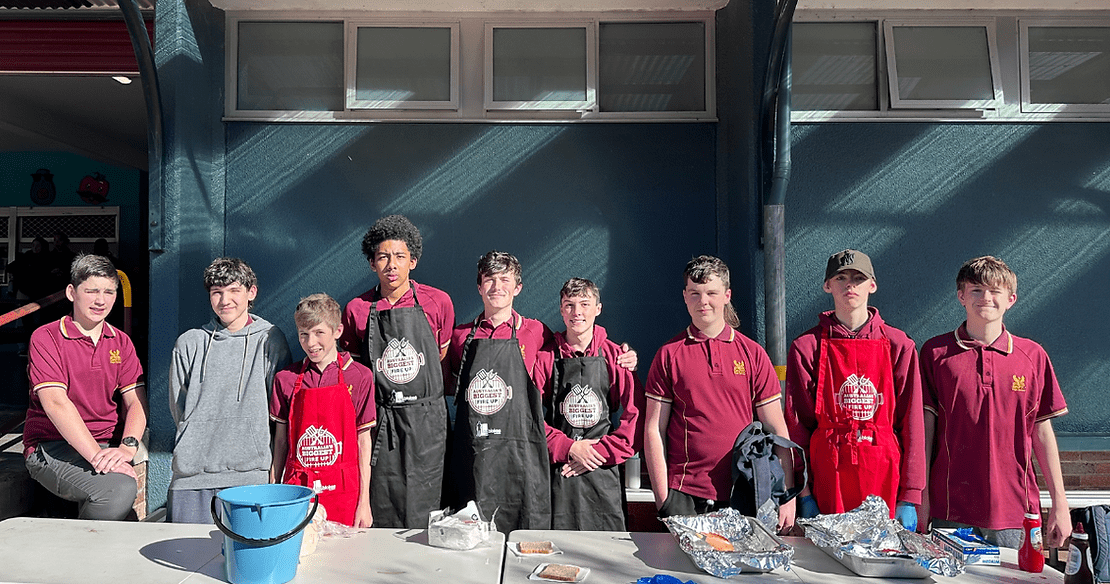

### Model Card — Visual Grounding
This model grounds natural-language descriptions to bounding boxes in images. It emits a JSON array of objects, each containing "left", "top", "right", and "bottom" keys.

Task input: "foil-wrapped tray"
[
  {"left": 662, "top": 508, "right": 794, "bottom": 578},
  {"left": 799, "top": 495, "right": 964, "bottom": 579}
]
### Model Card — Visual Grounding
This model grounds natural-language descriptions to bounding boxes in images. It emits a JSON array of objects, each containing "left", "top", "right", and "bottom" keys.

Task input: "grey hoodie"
[{"left": 169, "top": 315, "right": 291, "bottom": 490}]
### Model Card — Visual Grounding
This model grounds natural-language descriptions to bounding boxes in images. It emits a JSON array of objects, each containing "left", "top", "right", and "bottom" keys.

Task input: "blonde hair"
[
  {"left": 957, "top": 256, "right": 1017, "bottom": 295},
  {"left": 294, "top": 293, "right": 341, "bottom": 331}
]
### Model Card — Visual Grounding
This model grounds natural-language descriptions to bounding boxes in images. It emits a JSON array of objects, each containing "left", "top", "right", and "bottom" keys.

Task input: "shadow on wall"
[{"left": 786, "top": 122, "right": 1110, "bottom": 435}]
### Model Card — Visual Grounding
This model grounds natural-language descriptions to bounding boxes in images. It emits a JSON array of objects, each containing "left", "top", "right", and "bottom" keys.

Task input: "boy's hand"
[
  {"left": 353, "top": 500, "right": 373, "bottom": 528},
  {"left": 777, "top": 497, "right": 797, "bottom": 535},
  {"left": 1044, "top": 504, "right": 1072, "bottom": 549},
  {"left": 90, "top": 446, "right": 133, "bottom": 475},
  {"left": 617, "top": 343, "right": 638, "bottom": 371},
  {"left": 567, "top": 439, "right": 604, "bottom": 472},
  {"left": 895, "top": 501, "right": 917, "bottom": 532}
]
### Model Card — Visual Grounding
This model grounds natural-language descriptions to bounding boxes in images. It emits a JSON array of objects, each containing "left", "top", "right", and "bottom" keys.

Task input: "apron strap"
[{"left": 370, "top": 394, "right": 440, "bottom": 465}]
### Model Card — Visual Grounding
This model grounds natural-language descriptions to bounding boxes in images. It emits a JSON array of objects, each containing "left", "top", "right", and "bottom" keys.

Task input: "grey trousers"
[{"left": 25, "top": 440, "right": 138, "bottom": 521}]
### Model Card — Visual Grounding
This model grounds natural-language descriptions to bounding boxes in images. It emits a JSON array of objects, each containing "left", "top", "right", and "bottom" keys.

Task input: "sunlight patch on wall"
[
  {"left": 227, "top": 125, "right": 371, "bottom": 215},
  {"left": 1085, "top": 160, "right": 1110, "bottom": 193},
  {"left": 996, "top": 223, "right": 1110, "bottom": 331},
  {"left": 383, "top": 126, "right": 564, "bottom": 216},
  {"left": 252, "top": 227, "right": 365, "bottom": 318},
  {"left": 830, "top": 125, "right": 1037, "bottom": 216},
  {"left": 521, "top": 224, "right": 611, "bottom": 325}
]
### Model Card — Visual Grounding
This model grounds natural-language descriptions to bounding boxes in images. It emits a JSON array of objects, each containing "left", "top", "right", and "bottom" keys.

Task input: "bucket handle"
[{"left": 210, "top": 494, "right": 319, "bottom": 547}]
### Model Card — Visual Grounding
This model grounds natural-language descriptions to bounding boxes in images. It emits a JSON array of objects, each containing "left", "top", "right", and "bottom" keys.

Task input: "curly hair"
[
  {"left": 203, "top": 257, "right": 258, "bottom": 291},
  {"left": 361, "top": 215, "right": 423, "bottom": 262}
]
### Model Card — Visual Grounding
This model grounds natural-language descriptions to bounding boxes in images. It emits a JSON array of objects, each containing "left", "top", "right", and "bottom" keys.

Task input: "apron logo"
[
  {"left": 834, "top": 374, "right": 882, "bottom": 421},
  {"left": 1012, "top": 375, "right": 1026, "bottom": 392},
  {"left": 466, "top": 368, "right": 513, "bottom": 415},
  {"left": 560, "top": 384, "right": 603, "bottom": 428},
  {"left": 474, "top": 421, "right": 502, "bottom": 437},
  {"left": 296, "top": 424, "right": 343, "bottom": 467},
  {"left": 109, "top": 349, "right": 122, "bottom": 364},
  {"left": 377, "top": 337, "right": 426, "bottom": 385},
  {"left": 733, "top": 360, "right": 745, "bottom": 375}
]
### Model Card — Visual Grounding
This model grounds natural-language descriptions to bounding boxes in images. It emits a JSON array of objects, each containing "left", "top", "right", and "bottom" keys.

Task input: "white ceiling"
[{"left": 0, "top": 75, "right": 149, "bottom": 170}]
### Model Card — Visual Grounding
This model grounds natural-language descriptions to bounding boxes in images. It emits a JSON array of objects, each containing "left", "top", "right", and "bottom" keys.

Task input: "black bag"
[
  {"left": 729, "top": 421, "right": 807, "bottom": 516},
  {"left": 1072, "top": 505, "right": 1110, "bottom": 583}
]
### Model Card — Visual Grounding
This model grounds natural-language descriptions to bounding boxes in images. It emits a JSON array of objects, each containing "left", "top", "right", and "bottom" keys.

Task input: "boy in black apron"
[
  {"left": 533, "top": 278, "right": 644, "bottom": 530},
  {"left": 340, "top": 215, "right": 455, "bottom": 528}
]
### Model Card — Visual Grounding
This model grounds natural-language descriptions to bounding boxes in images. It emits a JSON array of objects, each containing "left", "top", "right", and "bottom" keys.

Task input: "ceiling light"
[{"left": 112, "top": 76, "right": 133, "bottom": 85}]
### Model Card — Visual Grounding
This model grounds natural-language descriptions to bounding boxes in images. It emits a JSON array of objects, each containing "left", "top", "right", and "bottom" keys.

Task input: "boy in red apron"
[
  {"left": 270, "top": 294, "right": 377, "bottom": 527},
  {"left": 785, "top": 250, "right": 925, "bottom": 531}
]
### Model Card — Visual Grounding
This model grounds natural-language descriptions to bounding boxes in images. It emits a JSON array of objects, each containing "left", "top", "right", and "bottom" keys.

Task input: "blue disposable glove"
[
  {"left": 798, "top": 495, "right": 820, "bottom": 519},
  {"left": 896, "top": 501, "right": 917, "bottom": 531}
]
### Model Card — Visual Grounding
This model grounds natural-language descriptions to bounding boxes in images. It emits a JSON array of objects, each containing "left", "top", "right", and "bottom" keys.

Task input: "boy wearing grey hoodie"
[{"left": 168, "top": 257, "right": 291, "bottom": 523}]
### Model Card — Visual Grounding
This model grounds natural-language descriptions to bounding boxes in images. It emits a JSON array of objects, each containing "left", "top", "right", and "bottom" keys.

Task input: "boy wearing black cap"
[{"left": 784, "top": 249, "right": 925, "bottom": 530}]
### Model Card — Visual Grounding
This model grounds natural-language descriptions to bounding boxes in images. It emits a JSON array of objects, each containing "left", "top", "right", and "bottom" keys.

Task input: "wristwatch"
[{"left": 121, "top": 436, "right": 139, "bottom": 449}]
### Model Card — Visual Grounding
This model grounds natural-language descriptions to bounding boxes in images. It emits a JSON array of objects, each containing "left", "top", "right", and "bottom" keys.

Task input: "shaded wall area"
[
  {"left": 223, "top": 123, "right": 717, "bottom": 364},
  {"left": 785, "top": 122, "right": 1110, "bottom": 438}
]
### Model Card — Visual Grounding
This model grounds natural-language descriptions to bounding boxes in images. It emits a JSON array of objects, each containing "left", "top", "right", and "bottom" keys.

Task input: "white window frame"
[
  {"left": 345, "top": 20, "right": 460, "bottom": 111},
  {"left": 883, "top": 18, "right": 1004, "bottom": 111},
  {"left": 224, "top": 11, "right": 715, "bottom": 122},
  {"left": 226, "top": 15, "right": 347, "bottom": 122},
  {"left": 1019, "top": 19, "right": 1110, "bottom": 115},
  {"left": 484, "top": 22, "right": 597, "bottom": 113}
]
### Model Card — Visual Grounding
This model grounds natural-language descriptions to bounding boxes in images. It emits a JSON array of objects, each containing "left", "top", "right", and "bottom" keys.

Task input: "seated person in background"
[
  {"left": 271, "top": 294, "right": 376, "bottom": 527},
  {"left": 644, "top": 255, "right": 795, "bottom": 532},
  {"left": 23, "top": 254, "right": 147, "bottom": 520},
  {"left": 921, "top": 256, "right": 1070, "bottom": 549},
  {"left": 532, "top": 278, "right": 644, "bottom": 530}
]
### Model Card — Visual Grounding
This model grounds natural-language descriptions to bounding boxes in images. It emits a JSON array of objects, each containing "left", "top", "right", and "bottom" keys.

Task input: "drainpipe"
[
  {"left": 117, "top": 0, "right": 164, "bottom": 251},
  {"left": 761, "top": 1, "right": 796, "bottom": 383}
]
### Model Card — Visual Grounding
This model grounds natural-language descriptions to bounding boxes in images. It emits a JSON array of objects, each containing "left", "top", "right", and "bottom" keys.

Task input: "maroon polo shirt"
[
  {"left": 340, "top": 281, "right": 455, "bottom": 359},
  {"left": 532, "top": 325, "right": 644, "bottom": 466},
  {"left": 785, "top": 308, "right": 926, "bottom": 504},
  {"left": 921, "top": 324, "right": 1068, "bottom": 530},
  {"left": 24, "top": 316, "right": 145, "bottom": 451},
  {"left": 445, "top": 311, "right": 553, "bottom": 395},
  {"left": 270, "top": 353, "right": 377, "bottom": 433},
  {"left": 646, "top": 325, "right": 782, "bottom": 501}
]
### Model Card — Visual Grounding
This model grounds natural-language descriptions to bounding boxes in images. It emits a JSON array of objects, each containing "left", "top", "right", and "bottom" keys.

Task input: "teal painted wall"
[{"left": 785, "top": 122, "right": 1110, "bottom": 438}]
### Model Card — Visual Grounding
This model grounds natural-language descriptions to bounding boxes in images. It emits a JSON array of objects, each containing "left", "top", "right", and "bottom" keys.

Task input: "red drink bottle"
[{"left": 1019, "top": 512, "right": 1045, "bottom": 573}]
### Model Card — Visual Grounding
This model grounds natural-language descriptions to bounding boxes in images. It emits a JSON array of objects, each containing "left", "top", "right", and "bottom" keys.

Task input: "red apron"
[
  {"left": 283, "top": 356, "right": 361, "bottom": 526},
  {"left": 811, "top": 328, "right": 900, "bottom": 517}
]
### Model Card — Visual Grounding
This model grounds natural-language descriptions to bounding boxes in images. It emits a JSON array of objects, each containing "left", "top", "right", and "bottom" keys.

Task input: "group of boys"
[{"left": 22, "top": 221, "right": 1071, "bottom": 549}]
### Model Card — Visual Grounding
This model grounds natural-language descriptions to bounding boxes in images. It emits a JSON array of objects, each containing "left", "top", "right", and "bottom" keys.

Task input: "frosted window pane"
[
  {"left": 792, "top": 22, "right": 878, "bottom": 111},
  {"left": 1028, "top": 27, "right": 1110, "bottom": 105},
  {"left": 493, "top": 28, "right": 586, "bottom": 103},
  {"left": 599, "top": 22, "right": 705, "bottom": 112},
  {"left": 892, "top": 26, "right": 994, "bottom": 101},
  {"left": 356, "top": 27, "right": 452, "bottom": 103},
  {"left": 237, "top": 22, "right": 343, "bottom": 111}
]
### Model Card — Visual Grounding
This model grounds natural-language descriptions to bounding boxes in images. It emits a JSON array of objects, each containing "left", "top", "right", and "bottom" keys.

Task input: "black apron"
[
  {"left": 363, "top": 285, "right": 448, "bottom": 528},
  {"left": 547, "top": 354, "right": 625, "bottom": 530},
  {"left": 451, "top": 316, "right": 551, "bottom": 533}
]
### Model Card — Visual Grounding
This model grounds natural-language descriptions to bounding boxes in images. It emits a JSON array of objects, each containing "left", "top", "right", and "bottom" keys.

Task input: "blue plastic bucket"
[{"left": 211, "top": 484, "right": 318, "bottom": 584}]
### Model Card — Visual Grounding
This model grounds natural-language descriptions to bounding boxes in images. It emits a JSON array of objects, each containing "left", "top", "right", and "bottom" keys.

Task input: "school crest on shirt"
[
  {"left": 109, "top": 350, "right": 121, "bottom": 364},
  {"left": 733, "top": 360, "right": 746, "bottom": 375},
  {"left": 560, "top": 384, "right": 603, "bottom": 428},
  {"left": 295, "top": 425, "right": 342, "bottom": 467},
  {"left": 1012, "top": 375, "right": 1027, "bottom": 392},
  {"left": 467, "top": 369, "right": 513, "bottom": 415},
  {"left": 376, "top": 337, "right": 425, "bottom": 385},
  {"left": 835, "top": 373, "right": 882, "bottom": 421}
]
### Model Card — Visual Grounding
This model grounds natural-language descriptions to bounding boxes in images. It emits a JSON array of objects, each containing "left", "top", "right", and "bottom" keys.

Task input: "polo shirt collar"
[
  {"left": 685, "top": 324, "right": 735, "bottom": 343},
  {"left": 58, "top": 315, "right": 117, "bottom": 340},
  {"left": 476, "top": 310, "right": 522, "bottom": 333},
  {"left": 954, "top": 323, "right": 1013, "bottom": 354}
]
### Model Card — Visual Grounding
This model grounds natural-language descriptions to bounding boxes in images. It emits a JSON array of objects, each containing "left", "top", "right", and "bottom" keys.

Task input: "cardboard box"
[{"left": 932, "top": 528, "right": 1001, "bottom": 566}]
